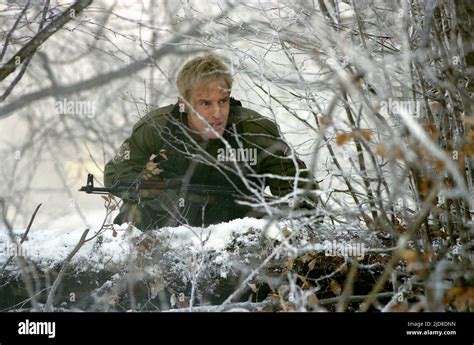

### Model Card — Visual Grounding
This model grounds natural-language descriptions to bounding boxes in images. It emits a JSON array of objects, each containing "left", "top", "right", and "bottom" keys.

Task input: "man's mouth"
[{"left": 211, "top": 121, "right": 224, "bottom": 131}]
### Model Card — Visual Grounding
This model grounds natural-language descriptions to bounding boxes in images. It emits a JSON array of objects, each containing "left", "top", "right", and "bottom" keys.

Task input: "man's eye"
[
  {"left": 200, "top": 102, "right": 210, "bottom": 106},
  {"left": 219, "top": 99, "right": 228, "bottom": 105}
]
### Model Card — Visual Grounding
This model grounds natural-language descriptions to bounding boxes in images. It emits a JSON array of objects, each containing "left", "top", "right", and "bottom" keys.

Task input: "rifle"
[
  {"left": 78, "top": 174, "right": 318, "bottom": 215},
  {"left": 79, "top": 173, "right": 238, "bottom": 202}
]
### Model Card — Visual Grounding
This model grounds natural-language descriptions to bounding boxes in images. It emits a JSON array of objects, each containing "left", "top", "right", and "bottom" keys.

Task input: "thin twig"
[
  {"left": 44, "top": 228, "right": 90, "bottom": 311},
  {"left": 1, "top": 203, "right": 42, "bottom": 273}
]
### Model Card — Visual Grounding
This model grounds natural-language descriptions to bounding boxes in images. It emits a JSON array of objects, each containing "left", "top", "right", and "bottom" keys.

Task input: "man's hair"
[{"left": 176, "top": 53, "right": 233, "bottom": 101}]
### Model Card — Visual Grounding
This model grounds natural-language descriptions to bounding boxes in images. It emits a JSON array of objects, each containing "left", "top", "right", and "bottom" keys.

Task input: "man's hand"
[{"left": 143, "top": 154, "right": 162, "bottom": 180}]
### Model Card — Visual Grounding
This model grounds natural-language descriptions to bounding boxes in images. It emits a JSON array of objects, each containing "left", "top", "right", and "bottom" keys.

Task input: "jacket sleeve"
[
  {"left": 246, "top": 117, "right": 316, "bottom": 197},
  {"left": 104, "top": 124, "right": 161, "bottom": 187}
]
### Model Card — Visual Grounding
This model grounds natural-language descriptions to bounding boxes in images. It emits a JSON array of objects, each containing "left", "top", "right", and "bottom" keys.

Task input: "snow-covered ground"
[
  {"left": 0, "top": 217, "right": 281, "bottom": 272},
  {"left": 0, "top": 212, "right": 388, "bottom": 312},
  {"left": 1, "top": 213, "right": 381, "bottom": 275}
]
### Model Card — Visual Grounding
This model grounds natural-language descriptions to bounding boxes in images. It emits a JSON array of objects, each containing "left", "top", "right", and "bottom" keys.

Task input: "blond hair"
[{"left": 176, "top": 53, "right": 233, "bottom": 101}]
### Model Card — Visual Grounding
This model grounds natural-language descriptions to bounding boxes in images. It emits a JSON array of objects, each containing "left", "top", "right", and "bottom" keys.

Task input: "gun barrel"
[{"left": 78, "top": 186, "right": 112, "bottom": 194}]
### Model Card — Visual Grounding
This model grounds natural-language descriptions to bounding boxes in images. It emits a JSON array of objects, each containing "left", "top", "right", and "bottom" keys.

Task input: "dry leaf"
[
  {"left": 282, "top": 227, "right": 292, "bottom": 238},
  {"left": 400, "top": 249, "right": 423, "bottom": 273},
  {"left": 464, "top": 142, "right": 474, "bottom": 155},
  {"left": 389, "top": 303, "right": 410, "bottom": 312},
  {"left": 112, "top": 229, "right": 117, "bottom": 237},
  {"left": 308, "top": 258, "right": 317, "bottom": 271},
  {"left": 286, "top": 259, "right": 294, "bottom": 270},
  {"left": 308, "top": 293, "right": 319, "bottom": 304},
  {"left": 150, "top": 281, "right": 166, "bottom": 298},
  {"left": 358, "top": 129, "right": 372, "bottom": 141},
  {"left": 392, "top": 146, "right": 404, "bottom": 159},
  {"left": 445, "top": 287, "right": 464, "bottom": 301},
  {"left": 467, "top": 129, "right": 474, "bottom": 140},
  {"left": 375, "top": 144, "right": 386, "bottom": 156},
  {"left": 317, "top": 114, "right": 332, "bottom": 126},
  {"left": 299, "top": 253, "right": 313, "bottom": 263},
  {"left": 418, "top": 179, "right": 432, "bottom": 199},
  {"left": 267, "top": 293, "right": 280, "bottom": 301},
  {"left": 336, "top": 132, "right": 353, "bottom": 146},
  {"left": 108, "top": 295, "right": 119, "bottom": 306},
  {"left": 462, "top": 116, "right": 474, "bottom": 126},
  {"left": 137, "top": 244, "right": 147, "bottom": 254},
  {"left": 400, "top": 249, "right": 418, "bottom": 264},
  {"left": 423, "top": 123, "right": 438, "bottom": 140},
  {"left": 444, "top": 287, "right": 474, "bottom": 311},
  {"left": 296, "top": 274, "right": 308, "bottom": 286},
  {"left": 414, "top": 146, "right": 427, "bottom": 157},
  {"left": 330, "top": 279, "right": 341, "bottom": 296},
  {"left": 430, "top": 229, "right": 448, "bottom": 240},
  {"left": 277, "top": 285, "right": 290, "bottom": 310},
  {"left": 422, "top": 250, "right": 433, "bottom": 262},
  {"left": 136, "top": 238, "right": 154, "bottom": 252},
  {"left": 247, "top": 283, "right": 258, "bottom": 293},
  {"left": 429, "top": 101, "right": 444, "bottom": 111},
  {"left": 434, "top": 160, "right": 445, "bottom": 171}
]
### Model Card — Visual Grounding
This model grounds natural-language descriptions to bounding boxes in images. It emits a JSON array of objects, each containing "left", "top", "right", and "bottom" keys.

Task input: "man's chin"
[{"left": 201, "top": 128, "right": 224, "bottom": 140}]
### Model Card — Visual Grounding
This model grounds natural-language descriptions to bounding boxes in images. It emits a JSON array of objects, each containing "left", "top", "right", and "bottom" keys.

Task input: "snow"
[
  {"left": 0, "top": 217, "right": 280, "bottom": 273},
  {"left": 157, "top": 217, "right": 270, "bottom": 250},
  {"left": 2, "top": 213, "right": 380, "bottom": 266},
  {"left": 0, "top": 224, "right": 129, "bottom": 273},
  {"left": 1, "top": 211, "right": 382, "bottom": 283},
  {"left": 0, "top": 212, "right": 389, "bottom": 312}
]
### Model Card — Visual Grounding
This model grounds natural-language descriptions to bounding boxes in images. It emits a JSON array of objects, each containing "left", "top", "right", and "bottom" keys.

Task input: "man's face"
[{"left": 185, "top": 79, "right": 230, "bottom": 140}]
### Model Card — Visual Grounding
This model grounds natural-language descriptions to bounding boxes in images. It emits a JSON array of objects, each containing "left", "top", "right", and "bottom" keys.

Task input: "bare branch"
[{"left": 0, "top": 0, "right": 93, "bottom": 83}]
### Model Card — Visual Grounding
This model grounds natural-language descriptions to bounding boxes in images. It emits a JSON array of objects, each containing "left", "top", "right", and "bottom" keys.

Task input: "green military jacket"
[{"left": 104, "top": 99, "right": 314, "bottom": 230}]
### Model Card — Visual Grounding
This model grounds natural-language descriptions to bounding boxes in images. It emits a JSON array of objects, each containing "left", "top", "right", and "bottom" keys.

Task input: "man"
[{"left": 104, "top": 53, "right": 316, "bottom": 231}]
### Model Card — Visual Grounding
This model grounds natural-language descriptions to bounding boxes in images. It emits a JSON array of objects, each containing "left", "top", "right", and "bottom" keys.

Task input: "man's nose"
[{"left": 210, "top": 105, "right": 221, "bottom": 119}]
